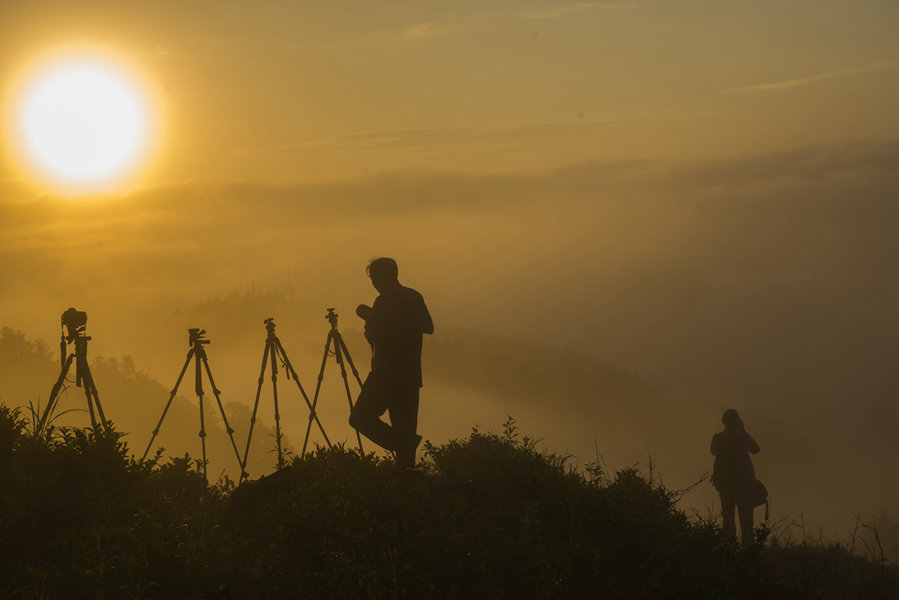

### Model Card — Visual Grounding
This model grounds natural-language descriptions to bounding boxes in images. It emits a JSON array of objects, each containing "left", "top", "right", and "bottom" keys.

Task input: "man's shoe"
[{"left": 395, "top": 434, "right": 423, "bottom": 469}]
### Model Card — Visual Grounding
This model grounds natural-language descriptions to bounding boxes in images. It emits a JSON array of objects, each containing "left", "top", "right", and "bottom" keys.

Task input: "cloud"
[
  {"left": 667, "top": 137, "right": 899, "bottom": 188},
  {"left": 402, "top": 23, "right": 442, "bottom": 39},
  {"left": 134, "top": 45, "right": 172, "bottom": 58},
  {"left": 233, "top": 118, "right": 630, "bottom": 156},
  {"left": 0, "top": 179, "right": 35, "bottom": 200},
  {"left": 521, "top": 1, "right": 645, "bottom": 20},
  {"left": 6, "top": 138, "right": 898, "bottom": 322},
  {"left": 725, "top": 60, "right": 899, "bottom": 94}
]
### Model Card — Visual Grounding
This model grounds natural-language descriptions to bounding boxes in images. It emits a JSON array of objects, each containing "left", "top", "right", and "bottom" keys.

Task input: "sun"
[{"left": 13, "top": 55, "right": 154, "bottom": 191}]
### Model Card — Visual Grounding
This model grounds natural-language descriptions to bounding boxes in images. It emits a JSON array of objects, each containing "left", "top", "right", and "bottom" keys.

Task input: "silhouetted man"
[
  {"left": 711, "top": 409, "right": 761, "bottom": 545},
  {"left": 349, "top": 258, "right": 433, "bottom": 469}
]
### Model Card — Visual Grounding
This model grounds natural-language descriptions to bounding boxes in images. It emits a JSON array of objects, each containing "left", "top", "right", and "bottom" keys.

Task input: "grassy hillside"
[{"left": 0, "top": 406, "right": 896, "bottom": 600}]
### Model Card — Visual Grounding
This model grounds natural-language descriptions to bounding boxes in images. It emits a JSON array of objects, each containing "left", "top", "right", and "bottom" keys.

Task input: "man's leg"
[
  {"left": 389, "top": 386, "right": 420, "bottom": 469},
  {"left": 719, "top": 490, "right": 737, "bottom": 539},
  {"left": 348, "top": 374, "right": 395, "bottom": 451},
  {"left": 737, "top": 503, "right": 756, "bottom": 546}
]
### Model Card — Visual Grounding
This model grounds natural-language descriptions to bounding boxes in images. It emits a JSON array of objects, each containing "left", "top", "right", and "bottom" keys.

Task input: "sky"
[
  {"left": 3, "top": 1, "right": 899, "bottom": 183},
  {"left": 0, "top": 0, "right": 897, "bottom": 538}
]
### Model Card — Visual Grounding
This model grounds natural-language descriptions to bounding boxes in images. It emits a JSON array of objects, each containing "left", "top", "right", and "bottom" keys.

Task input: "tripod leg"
[
  {"left": 196, "top": 351, "right": 208, "bottom": 480},
  {"left": 241, "top": 340, "right": 272, "bottom": 481},
  {"left": 270, "top": 340, "right": 284, "bottom": 469},
  {"left": 89, "top": 383, "right": 107, "bottom": 428},
  {"left": 84, "top": 385, "right": 99, "bottom": 431},
  {"left": 335, "top": 332, "right": 365, "bottom": 389},
  {"left": 303, "top": 332, "right": 333, "bottom": 458},
  {"left": 71, "top": 340, "right": 98, "bottom": 430},
  {"left": 200, "top": 353, "right": 244, "bottom": 474},
  {"left": 80, "top": 364, "right": 107, "bottom": 432},
  {"left": 333, "top": 339, "right": 364, "bottom": 453},
  {"left": 275, "top": 338, "right": 331, "bottom": 448},
  {"left": 142, "top": 350, "right": 194, "bottom": 461},
  {"left": 39, "top": 354, "right": 75, "bottom": 433}
]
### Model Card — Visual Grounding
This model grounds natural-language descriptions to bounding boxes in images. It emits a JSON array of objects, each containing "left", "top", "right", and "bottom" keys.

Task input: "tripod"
[
  {"left": 38, "top": 308, "right": 107, "bottom": 434},
  {"left": 142, "top": 329, "right": 243, "bottom": 480},
  {"left": 240, "top": 318, "right": 331, "bottom": 481},
  {"left": 302, "top": 308, "right": 365, "bottom": 456}
]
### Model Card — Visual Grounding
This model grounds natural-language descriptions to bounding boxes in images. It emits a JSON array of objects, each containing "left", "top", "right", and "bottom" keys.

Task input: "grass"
[{"left": 0, "top": 406, "right": 896, "bottom": 599}]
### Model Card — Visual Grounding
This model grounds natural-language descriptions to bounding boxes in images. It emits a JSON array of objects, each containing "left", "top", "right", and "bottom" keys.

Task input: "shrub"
[{"left": 0, "top": 406, "right": 896, "bottom": 599}]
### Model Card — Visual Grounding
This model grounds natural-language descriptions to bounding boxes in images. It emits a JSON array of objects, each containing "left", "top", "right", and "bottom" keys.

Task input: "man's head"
[
  {"left": 366, "top": 257, "right": 399, "bottom": 292},
  {"left": 721, "top": 409, "right": 743, "bottom": 430}
]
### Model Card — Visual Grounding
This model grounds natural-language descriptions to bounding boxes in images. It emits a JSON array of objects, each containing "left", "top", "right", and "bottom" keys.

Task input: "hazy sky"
[
  {"left": 1, "top": 0, "right": 896, "bottom": 430},
  {"left": 2, "top": 1, "right": 899, "bottom": 185},
  {"left": 2, "top": 0, "right": 897, "bottom": 406}
]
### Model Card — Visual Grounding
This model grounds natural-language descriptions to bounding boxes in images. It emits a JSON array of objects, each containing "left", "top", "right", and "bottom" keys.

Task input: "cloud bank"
[{"left": 725, "top": 60, "right": 899, "bottom": 94}]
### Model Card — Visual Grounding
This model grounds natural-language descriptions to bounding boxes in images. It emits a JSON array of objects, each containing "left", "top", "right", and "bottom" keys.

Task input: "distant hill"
[{"left": 426, "top": 326, "right": 658, "bottom": 412}]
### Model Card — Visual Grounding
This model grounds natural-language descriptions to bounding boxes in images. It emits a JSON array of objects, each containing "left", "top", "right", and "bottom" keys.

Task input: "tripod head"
[
  {"left": 188, "top": 328, "right": 211, "bottom": 346},
  {"left": 325, "top": 308, "right": 339, "bottom": 331},
  {"left": 264, "top": 317, "right": 277, "bottom": 337}
]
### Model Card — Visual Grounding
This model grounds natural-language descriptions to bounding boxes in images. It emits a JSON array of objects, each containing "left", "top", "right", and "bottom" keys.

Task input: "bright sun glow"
[{"left": 16, "top": 57, "right": 152, "bottom": 189}]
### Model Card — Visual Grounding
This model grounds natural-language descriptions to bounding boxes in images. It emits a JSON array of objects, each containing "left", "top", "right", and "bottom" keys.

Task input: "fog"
[{"left": 1, "top": 138, "right": 897, "bottom": 543}]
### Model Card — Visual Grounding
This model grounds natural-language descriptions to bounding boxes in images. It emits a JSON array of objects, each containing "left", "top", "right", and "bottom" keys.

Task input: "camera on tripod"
[
  {"left": 61, "top": 307, "right": 88, "bottom": 343},
  {"left": 39, "top": 307, "right": 107, "bottom": 434}
]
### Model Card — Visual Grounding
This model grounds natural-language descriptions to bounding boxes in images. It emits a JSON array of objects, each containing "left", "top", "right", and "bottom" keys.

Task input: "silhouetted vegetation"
[{"left": 0, "top": 406, "right": 896, "bottom": 599}]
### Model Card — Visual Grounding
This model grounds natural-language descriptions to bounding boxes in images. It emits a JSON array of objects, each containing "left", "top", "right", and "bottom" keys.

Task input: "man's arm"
[
  {"left": 364, "top": 297, "right": 385, "bottom": 346},
  {"left": 743, "top": 431, "right": 760, "bottom": 454}
]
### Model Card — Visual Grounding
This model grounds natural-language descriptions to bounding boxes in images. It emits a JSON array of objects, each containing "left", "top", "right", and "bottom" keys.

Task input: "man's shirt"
[{"left": 364, "top": 285, "right": 433, "bottom": 388}]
